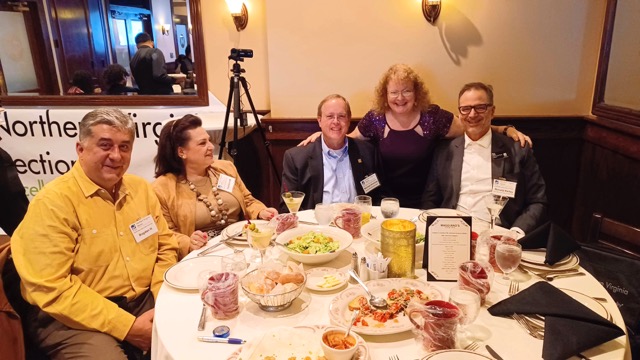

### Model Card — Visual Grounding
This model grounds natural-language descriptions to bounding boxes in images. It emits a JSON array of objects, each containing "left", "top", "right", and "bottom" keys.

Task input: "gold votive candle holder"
[{"left": 381, "top": 219, "right": 416, "bottom": 278}]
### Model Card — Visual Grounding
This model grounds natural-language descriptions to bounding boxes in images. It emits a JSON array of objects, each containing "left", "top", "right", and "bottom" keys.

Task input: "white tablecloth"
[{"left": 152, "top": 208, "right": 630, "bottom": 360}]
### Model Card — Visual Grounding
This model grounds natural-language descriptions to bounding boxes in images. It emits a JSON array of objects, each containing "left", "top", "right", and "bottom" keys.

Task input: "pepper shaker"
[
  {"left": 359, "top": 256, "right": 368, "bottom": 281},
  {"left": 350, "top": 252, "right": 359, "bottom": 284}
]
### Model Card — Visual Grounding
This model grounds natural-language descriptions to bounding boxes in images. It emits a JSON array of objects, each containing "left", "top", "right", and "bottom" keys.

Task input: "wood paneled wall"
[{"left": 233, "top": 116, "right": 639, "bottom": 244}]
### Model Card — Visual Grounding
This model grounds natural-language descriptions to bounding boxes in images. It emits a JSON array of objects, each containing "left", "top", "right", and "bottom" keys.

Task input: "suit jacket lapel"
[
  {"left": 491, "top": 136, "right": 508, "bottom": 179},
  {"left": 310, "top": 140, "right": 324, "bottom": 206},
  {"left": 451, "top": 137, "right": 464, "bottom": 203},
  {"left": 347, "top": 138, "right": 366, "bottom": 195}
]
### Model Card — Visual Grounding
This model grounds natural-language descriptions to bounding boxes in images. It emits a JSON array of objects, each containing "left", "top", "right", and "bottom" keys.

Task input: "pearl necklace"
[{"left": 186, "top": 171, "right": 229, "bottom": 226}]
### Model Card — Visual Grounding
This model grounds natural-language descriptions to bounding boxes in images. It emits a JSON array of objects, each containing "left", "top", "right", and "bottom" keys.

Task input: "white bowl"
[{"left": 276, "top": 225, "right": 353, "bottom": 265}]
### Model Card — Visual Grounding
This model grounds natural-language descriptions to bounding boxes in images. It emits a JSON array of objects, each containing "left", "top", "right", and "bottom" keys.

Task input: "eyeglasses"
[
  {"left": 458, "top": 104, "right": 493, "bottom": 115},
  {"left": 323, "top": 113, "right": 349, "bottom": 122},
  {"left": 388, "top": 90, "right": 415, "bottom": 98}
]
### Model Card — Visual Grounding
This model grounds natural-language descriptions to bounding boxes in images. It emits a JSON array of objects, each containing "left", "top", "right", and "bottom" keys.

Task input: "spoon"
[
  {"left": 344, "top": 309, "right": 359, "bottom": 340},
  {"left": 545, "top": 272, "right": 585, "bottom": 281},
  {"left": 347, "top": 269, "right": 388, "bottom": 309}
]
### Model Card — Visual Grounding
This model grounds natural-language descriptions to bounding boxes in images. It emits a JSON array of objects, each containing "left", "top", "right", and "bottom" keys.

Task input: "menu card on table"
[{"left": 422, "top": 216, "right": 472, "bottom": 281}]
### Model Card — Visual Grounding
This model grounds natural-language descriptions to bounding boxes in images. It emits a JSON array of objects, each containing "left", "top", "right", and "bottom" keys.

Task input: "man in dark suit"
[
  {"left": 0, "top": 146, "right": 28, "bottom": 236},
  {"left": 422, "top": 82, "right": 547, "bottom": 235},
  {"left": 130, "top": 32, "right": 178, "bottom": 95},
  {"left": 281, "top": 94, "right": 384, "bottom": 211}
]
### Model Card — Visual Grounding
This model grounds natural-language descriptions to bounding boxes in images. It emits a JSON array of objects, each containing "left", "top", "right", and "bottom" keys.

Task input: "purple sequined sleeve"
[
  {"left": 419, "top": 105, "right": 454, "bottom": 139},
  {"left": 357, "top": 110, "right": 386, "bottom": 142}
]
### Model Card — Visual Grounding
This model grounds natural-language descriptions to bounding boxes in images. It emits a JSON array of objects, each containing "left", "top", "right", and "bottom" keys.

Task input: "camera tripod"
[{"left": 219, "top": 60, "right": 281, "bottom": 186}]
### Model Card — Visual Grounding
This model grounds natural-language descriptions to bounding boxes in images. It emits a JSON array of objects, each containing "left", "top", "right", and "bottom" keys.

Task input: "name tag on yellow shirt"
[
  {"left": 217, "top": 174, "right": 236, "bottom": 193},
  {"left": 130, "top": 215, "right": 159, "bottom": 243}
]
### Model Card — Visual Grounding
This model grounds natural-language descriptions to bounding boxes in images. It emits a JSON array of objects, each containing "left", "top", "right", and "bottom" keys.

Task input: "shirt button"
[
  {"left": 126, "top": 257, "right": 130, "bottom": 262},
  {"left": 92, "top": 229, "right": 97, "bottom": 234},
  {"left": 119, "top": 232, "right": 124, "bottom": 236}
]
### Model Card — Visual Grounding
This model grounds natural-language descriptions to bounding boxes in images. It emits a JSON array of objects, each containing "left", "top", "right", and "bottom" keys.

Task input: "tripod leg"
[
  {"left": 219, "top": 76, "right": 235, "bottom": 160},
  {"left": 238, "top": 77, "right": 282, "bottom": 187}
]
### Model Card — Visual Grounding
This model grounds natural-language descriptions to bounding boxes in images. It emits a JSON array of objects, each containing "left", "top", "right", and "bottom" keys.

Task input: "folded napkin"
[
  {"left": 488, "top": 282, "right": 624, "bottom": 360},
  {"left": 518, "top": 222, "right": 581, "bottom": 265}
]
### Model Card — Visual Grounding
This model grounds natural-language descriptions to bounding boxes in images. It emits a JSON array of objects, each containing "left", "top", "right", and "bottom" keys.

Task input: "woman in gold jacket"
[{"left": 153, "top": 114, "right": 277, "bottom": 259}]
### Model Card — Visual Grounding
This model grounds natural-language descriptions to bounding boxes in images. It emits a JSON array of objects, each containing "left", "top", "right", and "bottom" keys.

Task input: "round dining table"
[{"left": 152, "top": 207, "right": 631, "bottom": 360}]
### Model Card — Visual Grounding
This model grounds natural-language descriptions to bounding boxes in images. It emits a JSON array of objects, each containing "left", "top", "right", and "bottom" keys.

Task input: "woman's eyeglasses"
[
  {"left": 458, "top": 104, "right": 493, "bottom": 115},
  {"left": 388, "top": 90, "right": 414, "bottom": 98}
]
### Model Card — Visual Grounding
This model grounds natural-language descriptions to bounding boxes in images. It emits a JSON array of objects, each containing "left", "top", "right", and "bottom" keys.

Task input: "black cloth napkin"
[
  {"left": 518, "top": 222, "right": 581, "bottom": 265},
  {"left": 488, "top": 282, "right": 625, "bottom": 360}
]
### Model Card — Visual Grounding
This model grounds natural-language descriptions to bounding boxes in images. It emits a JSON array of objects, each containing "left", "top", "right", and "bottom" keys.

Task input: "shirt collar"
[
  {"left": 321, "top": 135, "right": 349, "bottom": 159},
  {"left": 71, "top": 162, "right": 128, "bottom": 200},
  {"left": 464, "top": 129, "right": 492, "bottom": 149}
]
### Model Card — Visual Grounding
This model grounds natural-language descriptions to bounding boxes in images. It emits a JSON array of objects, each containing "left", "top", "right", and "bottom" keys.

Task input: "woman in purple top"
[{"left": 302, "top": 64, "right": 530, "bottom": 208}]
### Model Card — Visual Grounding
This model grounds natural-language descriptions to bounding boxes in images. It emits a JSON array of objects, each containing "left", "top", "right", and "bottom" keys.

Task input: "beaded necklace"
[{"left": 186, "top": 169, "right": 229, "bottom": 226}]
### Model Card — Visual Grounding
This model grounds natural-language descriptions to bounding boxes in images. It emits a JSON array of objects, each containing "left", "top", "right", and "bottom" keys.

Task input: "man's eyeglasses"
[
  {"left": 458, "top": 104, "right": 493, "bottom": 115},
  {"left": 324, "top": 113, "right": 349, "bottom": 122},
  {"left": 388, "top": 90, "right": 414, "bottom": 98}
]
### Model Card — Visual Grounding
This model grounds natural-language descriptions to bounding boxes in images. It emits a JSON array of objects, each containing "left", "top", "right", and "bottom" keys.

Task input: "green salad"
[
  {"left": 416, "top": 232, "right": 425, "bottom": 244},
  {"left": 285, "top": 231, "right": 340, "bottom": 254}
]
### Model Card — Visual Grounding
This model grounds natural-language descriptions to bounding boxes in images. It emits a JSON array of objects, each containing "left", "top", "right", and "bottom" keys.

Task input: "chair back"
[{"left": 587, "top": 213, "right": 640, "bottom": 259}]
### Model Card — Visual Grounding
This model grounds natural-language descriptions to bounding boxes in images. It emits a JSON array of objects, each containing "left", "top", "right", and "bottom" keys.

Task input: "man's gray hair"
[{"left": 78, "top": 108, "right": 135, "bottom": 142}]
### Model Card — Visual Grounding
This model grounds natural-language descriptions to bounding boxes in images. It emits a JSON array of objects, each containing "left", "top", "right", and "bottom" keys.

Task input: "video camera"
[{"left": 229, "top": 48, "right": 253, "bottom": 62}]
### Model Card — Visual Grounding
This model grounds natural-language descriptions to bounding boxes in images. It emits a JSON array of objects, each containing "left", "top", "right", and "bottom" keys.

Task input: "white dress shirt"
[{"left": 321, "top": 136, "right": 357, "bottom": 204}]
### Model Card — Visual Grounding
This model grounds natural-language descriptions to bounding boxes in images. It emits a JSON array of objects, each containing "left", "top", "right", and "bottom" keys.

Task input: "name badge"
[
  {"left": 492, "top": 179, "right": 517, "bottom": 198},
  {"left": 129, "top": 215, "right": 159, "bottom": 243},
  {"left": 216, "top": 174, "right": 236, "bottom": 193},
  {"left": 360, "top": 173, "right": 381, "bottom": 194}
]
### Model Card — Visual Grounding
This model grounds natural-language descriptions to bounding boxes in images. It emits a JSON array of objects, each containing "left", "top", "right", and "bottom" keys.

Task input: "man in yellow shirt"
[{"left": 11, "top": 108, "right": 178, "bottom": 359}]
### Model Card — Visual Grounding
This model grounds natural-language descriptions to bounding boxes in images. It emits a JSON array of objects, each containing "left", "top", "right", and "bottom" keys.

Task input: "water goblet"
[
  {"left": 448, "top": 285, "right": 481, "bottom": 341},
  {"left": 354, "top": 195, "right": 373, "bottom": 225},
  {"left": 282, "top": 191, "right": 305, "bottom": 215},
  {"left": 483, "top": 194, "right": 509, "bottom": 229},
  {"left": 495, "top": 241, "right": 522, "bottom": 284},
  {"left": 221, "top": 252, "right": 248, "bottom": 277},
  {"left": 380, "top": 197, "right": 400, "bottom": 219},
  {"left": 314, "top": 203, "right": 333, "bottom": 226},
  {"left": 247, "top": 223, "right": 275, "bottom": 265}
]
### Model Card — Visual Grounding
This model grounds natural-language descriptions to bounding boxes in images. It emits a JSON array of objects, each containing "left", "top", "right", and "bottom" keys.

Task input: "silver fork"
[
  {"left": 464, "top": 342, "right": 479, "bottom": 351},
  {"left": 389, "top": 355, "right": 399, "bottom": 360},
  {"left": 508, "top": 281, "right": 519, "bottom": 296},
  {"left": 512, "top": 314, "right": 544, "bottom": 340}
]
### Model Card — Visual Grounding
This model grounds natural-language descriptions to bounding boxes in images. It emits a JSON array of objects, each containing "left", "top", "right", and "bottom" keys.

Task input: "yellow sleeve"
[
  {"left": 11, "top": 192, "right": 135, "bottom": 341},
  {"left": 152, "top": 179, "right": 191, "bottom": 259}
]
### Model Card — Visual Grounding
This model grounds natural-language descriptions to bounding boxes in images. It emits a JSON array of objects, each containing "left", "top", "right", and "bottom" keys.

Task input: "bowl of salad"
[{"left": 275, "top": 225, "right": 353, "bottom": 265}]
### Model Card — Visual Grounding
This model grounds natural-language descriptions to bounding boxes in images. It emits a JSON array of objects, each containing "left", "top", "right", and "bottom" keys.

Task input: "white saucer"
[{"left": 305, "top": 267, "right": 348, "bottom": 291}]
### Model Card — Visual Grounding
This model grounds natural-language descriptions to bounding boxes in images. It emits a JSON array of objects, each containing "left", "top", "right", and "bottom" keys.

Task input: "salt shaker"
[
  {"left": 350, "top": 252, "right": 359, "bottom": 283},
  {"left": 359, "top": 257, "right": 369, "bottom": 281}
]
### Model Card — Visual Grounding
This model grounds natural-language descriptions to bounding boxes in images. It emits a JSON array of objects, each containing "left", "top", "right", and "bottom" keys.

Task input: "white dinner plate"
[
  {"left": 418, "top": 208, "right": 469, "bottom": 222},
  {"left": 520, "top": 253, "right": 579, "bottom": 272},
  {"left": 560, "top": 288, "right": 610, "bottom": 320},
  {"left": 329, "top": 278, "right": 445, "bottom": 336},
  {"left": 421, "top": 349, "right": 494, "bottom": 359},
  {"left": 221, "top": 220, "right": 270, "bottom": 244},
  {"left": 305, "top": 267, "right": 348, "bottom": 291},
  {"left": 163, "top": 256, "right": 222, "bottom": 290},
  {"left": 227, "top": 325, "right": 370, "bottom": 360},
  {"left": 521, "top": 249, "right": 572, "bottom": 266}
]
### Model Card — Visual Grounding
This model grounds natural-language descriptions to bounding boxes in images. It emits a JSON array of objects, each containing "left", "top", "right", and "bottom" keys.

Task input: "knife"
[
  {"left": 197, "top": 229, "right": 244, "bottom": 256},
  {"left": 485, "top": 345, "right": 504, "bottom": 360}
]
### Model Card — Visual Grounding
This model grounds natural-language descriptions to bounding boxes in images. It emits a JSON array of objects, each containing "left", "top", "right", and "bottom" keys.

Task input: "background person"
[
  {"left": 11, "top": 108, "right": 178, "bottom": 359},
  {"left": 103, "top": 64, "right": 138, "bottom": 95},
  {"left": 281, "top": 94, "right": 384, "bottom": 211},
  {"left": 301, "top": 64, "right": 531, "bottom": 208},
  {"left": 422, "top": 82, "right": 547, "bottom": 234},
  {"left": 153, "top": 114, "right": 277, "bottom": 259},
  {"left": 130, "top": 32, "right": 179, "bottom": 95}
]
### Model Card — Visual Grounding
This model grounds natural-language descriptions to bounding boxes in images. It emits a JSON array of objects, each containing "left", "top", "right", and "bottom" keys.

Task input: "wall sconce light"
[
  {"left": 422, "top": 0, "right": 441, "bottom": 24},
  {"left": 161, "top": 24, "right": 171, "bottom": 36},
  {"left": 226, "top": 0, "right": 248, "bottom": 31}
]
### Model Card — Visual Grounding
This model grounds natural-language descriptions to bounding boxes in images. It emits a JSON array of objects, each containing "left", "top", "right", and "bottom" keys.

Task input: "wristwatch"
[{"left": 502, "top": 125, "right": 515, "bottom": 136}]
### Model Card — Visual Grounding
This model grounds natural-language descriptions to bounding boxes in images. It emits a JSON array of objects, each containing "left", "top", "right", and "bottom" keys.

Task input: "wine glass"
[
  {"left": 448, "top": 285, "right": 481, "bottom": 341},
  {"left": 380, "top": 197, "right": 400, "bottom": 219},
  {"left": 354, "top": 195, "right": 372, "bottom": 225},
  {"left": 221, "top": 252, "right": 248, "bottom": 277},
  {"left": 495, "top": 241, "right": 522, "bottom": 284},
  {"left": 314, "top": 203, "right": 333, "bottom": 226},
  {"left": 247, "top": 223, "right": 275, "bottom": 265},
  {"left": 483, "top": 194, "right": 509, "bottom": 229},
  {"left": 282, "top": 191, "right": 305, "bottom": 215}
]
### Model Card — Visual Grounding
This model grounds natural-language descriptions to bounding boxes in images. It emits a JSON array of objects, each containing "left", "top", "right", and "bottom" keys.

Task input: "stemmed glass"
[
  {"left": 314, "top": 203, "right": 333, "bottom": 226},
  {"left": 495, "top": 241, "right": 522, "bottom": 284},
  {"left": 247, "top": 223, "right": 275, "bottom": 265},
  {"left": 380, "top": 197, "right": 400, "bottom": 219},
  {"left": 282, "top": 191, "right": 305, "bottom": 215},
  {"left": 448, "top": 285, "right": 482, "bottom": 341},
  {"left": 354, "top": 195, "right": 373, "bottom": 225},
  {"left": 483, "top": 194, "right": 509, "bottom": 229}
]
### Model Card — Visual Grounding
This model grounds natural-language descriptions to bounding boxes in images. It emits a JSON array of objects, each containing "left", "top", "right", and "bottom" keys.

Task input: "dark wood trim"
[
  {"left": 583, "top": 121, "right": 640, "bottom": 161},
  {"left": 0, "top": 0, "right": 209, "bottom": 107}
]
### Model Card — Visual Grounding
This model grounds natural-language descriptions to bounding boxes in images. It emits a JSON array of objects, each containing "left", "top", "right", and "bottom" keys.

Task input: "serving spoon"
[{"left": 347, "top": 269, "right": 388, "bottom": 309}]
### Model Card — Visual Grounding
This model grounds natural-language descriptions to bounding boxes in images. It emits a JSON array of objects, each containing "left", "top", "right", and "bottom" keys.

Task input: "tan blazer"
[{"left": 152, "top": 160, "right": 266, "bottom": 259}]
